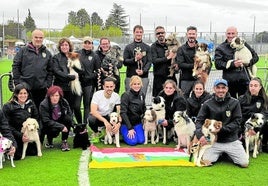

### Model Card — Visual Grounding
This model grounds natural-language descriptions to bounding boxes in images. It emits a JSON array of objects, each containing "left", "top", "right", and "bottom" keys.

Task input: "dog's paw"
[{"left": 38, "top": 153, "right": 42, "bottom": 157}]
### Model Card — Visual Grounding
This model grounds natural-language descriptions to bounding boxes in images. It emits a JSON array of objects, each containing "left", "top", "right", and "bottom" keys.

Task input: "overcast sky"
[{"left": 1, "top": 0, "right": 268, "bottom": 33}]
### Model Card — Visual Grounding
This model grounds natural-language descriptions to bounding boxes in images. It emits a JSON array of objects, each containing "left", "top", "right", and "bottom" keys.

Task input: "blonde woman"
[{"left": 120, "top": 75, "right": 146, "bottom": 145}]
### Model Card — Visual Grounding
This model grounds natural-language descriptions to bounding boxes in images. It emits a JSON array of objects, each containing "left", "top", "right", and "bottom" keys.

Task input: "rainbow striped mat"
[{"left": 89, "top": 145, "right": 195, "bottom": 168}]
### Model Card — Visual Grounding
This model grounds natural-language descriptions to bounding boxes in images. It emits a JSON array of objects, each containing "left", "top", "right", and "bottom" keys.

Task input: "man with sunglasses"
[
  {"left": 176, "top": 26, "right": 198, "bottom": 98},
  {"left": 151, "top": 26, "right": 177, "bottom": 97}
]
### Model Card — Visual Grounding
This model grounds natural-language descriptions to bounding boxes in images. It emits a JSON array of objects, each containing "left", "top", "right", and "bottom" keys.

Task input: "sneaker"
[
  {"left": 45, "top": 143, "right": 54, "bottom": 148},
  {"left": 61, "top": 140, "right": 70, "bottom": 151}
]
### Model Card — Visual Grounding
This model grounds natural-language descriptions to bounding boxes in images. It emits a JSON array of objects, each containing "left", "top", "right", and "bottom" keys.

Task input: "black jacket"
[
  {"left": 39, "top": 97, "right": 73, "bottom": 131},
  {"left": 2, "top": 99, "right": 39, "bottom": 140},
  {"left": 12, "top": 43, "right": 53, "bottom": 90},
  {"left": 0, "top": 110, "right": 17, "bottom": 148},
  {"left": 120, "top": 89, "right": 146, "bottom": 130},
  {"left": 151, "top": 40, "right": 171, "bottom": 77},
  {"left": 214, "top": 40, "right": 259, "bottom": 82},
  {"left": 77, "top": 49, "right": 100, "bottom": 87},
  {"left": 123, "top": 41, "right": 152, "bottom": 78},
  {"left": 195, "top": 93, "right": 242, "bottom": 143},
  {"left": 176, "top": 41, "right": 196, "bottom": 81},
  {"left": 52, "top": 52, "right": 76, "bottom": 91}
]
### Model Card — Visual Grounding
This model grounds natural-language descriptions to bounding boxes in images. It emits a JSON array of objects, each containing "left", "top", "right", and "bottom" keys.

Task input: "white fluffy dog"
[
  {"left": 244, "top": 113, "right": 265, "bottom": 159},
  {"left": 143, "top": 109, "right": 157, "bottom": 144},
  {"left": 21, "top": 118, "right": 42, "bottom": 159},
  {"left": 67, "top": 52, "right": 83, "bottom": 96},
  {"left": 152, "top": 96, "right": 167, "bottom": 144},
  {"left": 104, "top": 112, "right": 120, "bottom": 148},
  {"left": 229, "top": 37, "right": 257, "bottom": 78},
  {"left": 173, "top": 111, "right": 196, "bottom": 152},
  {"left": 0, "top": 133, "right": 15, "bottom": 169}
]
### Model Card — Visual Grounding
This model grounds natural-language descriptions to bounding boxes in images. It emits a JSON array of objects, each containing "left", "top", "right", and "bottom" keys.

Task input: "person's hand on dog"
[
  {"left": 135, "top": 53, "right": 143, "bottom": 61},
  {"left": 167, "top": 51, "right": 176, "bottom": 59},
  {"left": 127, "top": 129, "right": 136, "bottom": 139},
  {"left": 62, "top": 126, "right": 68, "bottom": 133},
  {"left": 112, "top": 123, "right": 120, "bottom": 134},
  {"left": 8, "top": 146, "right": 16, "bottom": 156},
  {"left": 248, "top": 129, "right": 256, "bottom": 136},
  {"left": 22, "top": 134, "right": 29, "bottom": 143},
  {"left": 104, "top": 120, "right": 113, "bottom": 132},
  {"left": 161, "top": 119, "right": 168, "bottom": 127},
  {"left": 234, "top": 59, "right": 243, "bottom": 68},
  {"left": 199, "top": 136, "right": 208, "bottom": 146}
]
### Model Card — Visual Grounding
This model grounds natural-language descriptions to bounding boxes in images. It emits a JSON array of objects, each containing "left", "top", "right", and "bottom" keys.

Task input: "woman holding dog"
[
  {"left": 120, "top": 75, "right": 146, "bottom": 145},
  {"left": 238, "top": 77, "right": 268, "bottom": 152},
  {"left": 158, "top": 79, "right": 187, "bottom": 143},
  {"left": 186, "top": 80, "right": 212, "bottom": 122},
  {"left": 2, "top": 83, "right": 39, "bottom": 160}
]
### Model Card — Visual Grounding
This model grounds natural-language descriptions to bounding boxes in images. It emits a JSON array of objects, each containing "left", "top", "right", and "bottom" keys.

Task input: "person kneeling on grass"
[
  {"left": 88, "top": 77, "right": 121, "bottom": 143},
  {"left": 120, "top": 75, "right": 146, "bottom": 146},
  {"left": 39, "top": 86, "right": 73, "bottom": 151}
]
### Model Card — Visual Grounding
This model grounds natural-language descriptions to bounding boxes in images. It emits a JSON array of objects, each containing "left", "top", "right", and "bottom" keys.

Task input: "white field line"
[{"left": 78, "top": 148, "right": 90, "bottom": 186}]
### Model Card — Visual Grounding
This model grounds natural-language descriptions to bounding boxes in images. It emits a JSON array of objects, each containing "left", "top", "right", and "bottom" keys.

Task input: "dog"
[
  {"left": 173, "top": 111, "right": 196, "bottom": 152},
  {"left": 134, "top": 46, "right": 146, "bottom": 70},
  {"left": 143, "top": 109, "right": 157, "bottom": 144},
  {"left": 0, "top": 133, "right": 15, "bottom": 169},
  {"left": 67, "top": 52, "right": 83, "bottom": 96},
  {"left": 104, "top": 112, "right": 120, "bottom": 148},
  {"left": 229, "top": 37, "right": 257, "bottom": 78},
  {"left": 21, "top": 118, "right": 42, "bottom": 159},
  {"left": 190, "top": 119, "right": 222, "bottom": 167},
  {"left": 192, "top": 43, "right": 212, "bottom": 84},
  {"left": 152, "top": 96, "right": 167, "bottom": 144},
  {"left": 244, "top": 113, "right": 265, "bottom": 159},
  {"left": 73, "top": 123, "right": 90, "bottom": 150},
  {"left": 165, "top": 33, "right": 180, "bottom": 77}
]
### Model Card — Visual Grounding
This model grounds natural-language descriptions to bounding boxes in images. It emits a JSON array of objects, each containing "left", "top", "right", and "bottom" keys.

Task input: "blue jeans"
[{"left": 120, "top": 123, "right": 145, "bottom": 146}]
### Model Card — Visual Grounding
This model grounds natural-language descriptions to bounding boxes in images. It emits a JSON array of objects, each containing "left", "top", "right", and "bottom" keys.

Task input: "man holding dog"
[
  {"left": 214, "top": 26, "right": 259, "bottom": 98},
  {"left": 195, "top": 79, "right": 249, "bottom": 168}
]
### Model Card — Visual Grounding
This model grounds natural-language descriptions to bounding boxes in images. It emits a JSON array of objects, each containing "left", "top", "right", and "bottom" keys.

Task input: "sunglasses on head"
[{"left": 156, "top": 32, "right": 165, "bottom": 35}]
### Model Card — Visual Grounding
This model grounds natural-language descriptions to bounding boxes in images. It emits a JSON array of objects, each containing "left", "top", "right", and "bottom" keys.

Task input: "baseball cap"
[
  {"left": 83, "top": 36, "right": 93, "bottom": 43},
  {"left": 214, "top": 79, "right": 228, "bottom": 87}
]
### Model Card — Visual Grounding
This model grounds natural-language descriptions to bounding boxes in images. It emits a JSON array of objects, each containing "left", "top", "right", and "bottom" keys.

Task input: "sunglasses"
[{"left": 156, "top": 32, "right": 165, "bottom": 35}]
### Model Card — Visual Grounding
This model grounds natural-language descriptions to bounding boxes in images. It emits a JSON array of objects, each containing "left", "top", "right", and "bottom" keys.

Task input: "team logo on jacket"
[
  {"left": 28, "top": 107, "right": 31, "bottom": 113},
  {"left": 88, "top": 56, "right": 92, "bottom": 60},
  {"left": 256, "top": 102, "right": 261, "bottom": 109},
  {"left": 226, "top": 110, "right": 231, "bottom": 117},
  {"left": 42, "top": 52, "right": 46, "bottom": 58}
]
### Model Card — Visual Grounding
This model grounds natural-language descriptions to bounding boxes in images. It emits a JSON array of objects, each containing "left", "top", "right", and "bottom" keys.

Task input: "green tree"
[
  {"left": 68, "top": 11, "right": 77, "bottom": 25},
  {"left": 23, "top": 9, "right": 36, "bottom": 32},
  {"left": 91, "top": 12, "right": 103, "bottom": 26},
  {"left": 256, "top": 31, "right": 268, "bottom": 43},
  {"left": 77, "top": 9, "right": 90, "bottom": 28},
  {"left": 61, "top": 24, "right": 81, "bottom": 37}
]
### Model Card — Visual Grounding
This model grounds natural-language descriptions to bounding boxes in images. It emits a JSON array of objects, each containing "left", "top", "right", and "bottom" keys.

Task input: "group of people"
[{"left": 0, "top": 24, "right": 267, "bottom": 169}]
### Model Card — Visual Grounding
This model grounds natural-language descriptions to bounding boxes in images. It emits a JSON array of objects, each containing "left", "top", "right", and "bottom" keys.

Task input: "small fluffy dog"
[
  {"left": 244, "top": 113, "right": 265, "bottom": 159},
  {"left": 21, "top": 118, "right": 42, "bottom": 159},
  {"left": 104, "top": 112, "right": 120, "bottom": 148},
  {"left": 192, "top": 43, "right": 212, "bottom": 84},
  {"left": 229, "top": 37, "right": 257, "bottom": 78},
  {"left": 173, "top": 111, "right": 196, "bottom": 152},
  {"left": 143, "top": 109, "right": 157, "bottom": 144},
  {"left": 152, "top": 96, "right": 167, "bottom": 144},
  {"left": 166, "top": 33, "right": 180, "bottom": 77},
  {"left": 73, "top": 123, "right": 90, "bottom": 150},
  {"left": 190, "top": 119, "right": 222, "bottom": 167},
  {"left": 134, "top": 46, "right": 146, "bottom": 70},
  {"left": 0, "top": 133, "right": 15, "bottom": 169},
  {"left": 67, "top": 52, "right": 83, "bottom": 96}
]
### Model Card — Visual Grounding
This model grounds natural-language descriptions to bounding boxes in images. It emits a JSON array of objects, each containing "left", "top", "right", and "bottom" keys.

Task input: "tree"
[
  {"left": 68, "top": 11, "right": 77, "bottom": 25},
  {"left": 23, "top": 9, "right": 36, "bottom": 32},
  {"left": 105, "top": 3, "right": 128, "bottom": 34},
  {"left": 256, "top": 31, "right": 268, "bottom": 43},
  {"left": 67, "top": 9, "right": 90, "bottom": 28},
  {"left": 91, "top": 12, "right": 103, "bottom": 26}
]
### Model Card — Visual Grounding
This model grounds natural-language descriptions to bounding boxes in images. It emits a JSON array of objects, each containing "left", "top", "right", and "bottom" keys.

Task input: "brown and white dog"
[
  {"left": 244, "top": 113, "right": 265, "bottom": 159},
  {"left": 192, "top": 43, "right": 212, "bottom": 84},
  {"left": 173, "top": 111, "right": 196, "bottom": 152},
  {"left": 152, "top": 96, "right": 167, "bottom": 144},
  {"left": 229, "top": 37, "right": 257, "bottom": 78},
  {"left": 190, "top": 119, "right": 222, "bottom": 167},
  {"left": 143, "top": 109, "right": 157, "bottom": 144},
  {"left": 0, "top": 133, "right": 15, "bottom": 169},
  {"left": 104, "top": 112, "right": 120, "bottom": 148},
  {"left": 21, "top": 118, "right": 42, "bottom": 159},
  {"left": 67, "top": 52, "right": 82, "bottom": 96},
  {"left": 166, "top": 33, "right": 180, "bottom": 77}
]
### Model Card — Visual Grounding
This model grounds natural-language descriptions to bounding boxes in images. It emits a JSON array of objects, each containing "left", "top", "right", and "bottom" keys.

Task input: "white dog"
[
  {"left": 244, "top": 113, "right": 265, "bottom": 159},
  {"left": 229, "top": 37, "right": 257, "bottom": 78},
  {"left": 0, "top": 133, "right": 15, "bottom": 169},
  {"left": 143, "top": 109, "right": 157, "bottom": 144},
  {"left": 190, "top": 119, "right": 222, "bottom": 167},
  {"left": 152, "top": 96, "right": 167, "bottom": 144},
  {"left": 173, "top": 111, "right": 196, "bottom": 152},
  {"left": 21, "top": 118, "right": 42, "bottom": 159},
  {"left": 104, "top": 112, "right": 120, "bottom": 148},
  {"left": 67, "top": 52, "right": 83, "bottom": 96}
]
